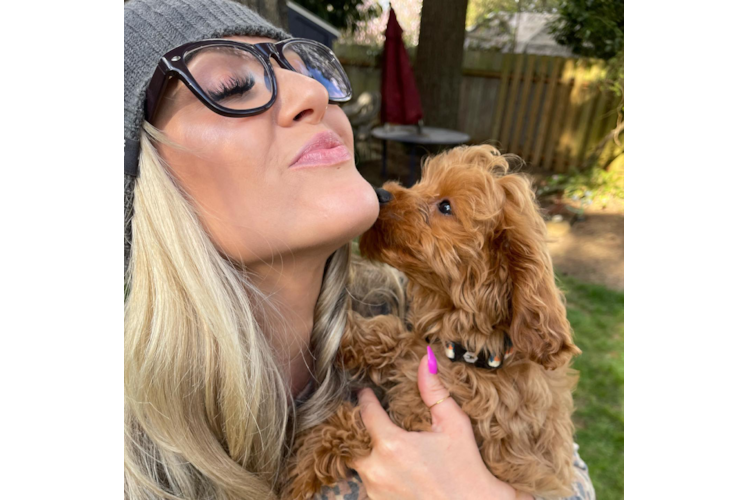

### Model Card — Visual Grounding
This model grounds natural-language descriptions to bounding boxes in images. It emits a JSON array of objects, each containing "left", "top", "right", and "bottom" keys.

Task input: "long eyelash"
[{"left": 209, "top": 74, "right": 255, "bottom": 101}]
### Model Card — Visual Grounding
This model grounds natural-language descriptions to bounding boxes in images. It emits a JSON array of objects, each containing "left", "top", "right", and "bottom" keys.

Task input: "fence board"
[
  {"left": 574, "top": 63, "right": 604, "bottom": 166},
  {"left": 542, "top": 59, "right": 576, "bottom": 170},
  {"left": 491, "top": 54, "right": 516, "bottom": 144},
  {"left": 477, "top": 77, "right": 501, "bottom": 142},
  {"left": 500, "top": 55, "right": 527, "bottom": 150},
  {"left": 475, "top": 79, "right": 489, "bottom": 140},
  {"left": 532, "top": 57, "right": 564, "bottom": 167},
  {"left": 555, "top": 60, "right": 588, "bottom": 172},
  {"left": 584, "top": 89, "right": 613, "bottom": 162},
  {"left": 509, "top": 54, "right": 536, "bottom": 154},
  {"left": 523, "top": 56, "right": 550, "bottom": 163}
]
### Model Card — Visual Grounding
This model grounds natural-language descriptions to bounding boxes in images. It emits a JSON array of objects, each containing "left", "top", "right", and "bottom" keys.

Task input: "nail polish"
[{"left": 427, "top": 345, "right": 438, "bottom": 374}]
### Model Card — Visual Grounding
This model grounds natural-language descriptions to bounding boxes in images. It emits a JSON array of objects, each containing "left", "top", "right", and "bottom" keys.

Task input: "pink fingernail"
[{"left": 427, "top": 345, "right": 438, "bottom": 374}]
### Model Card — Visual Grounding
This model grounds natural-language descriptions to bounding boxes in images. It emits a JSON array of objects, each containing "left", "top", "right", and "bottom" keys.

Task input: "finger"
[
  {"left": 357, "top": 387, "right": 404, "bottom": 443},
  {"left": 417, "top": 346, "right": 468, "bottom": 434}
]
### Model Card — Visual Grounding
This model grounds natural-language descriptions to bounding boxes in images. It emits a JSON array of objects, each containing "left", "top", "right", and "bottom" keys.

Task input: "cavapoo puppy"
[{"left": 283, "top": 144, "right": 581, "bottom": 499}]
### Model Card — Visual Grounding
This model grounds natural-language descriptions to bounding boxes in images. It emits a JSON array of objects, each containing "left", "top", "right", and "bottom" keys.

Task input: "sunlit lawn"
[{"left": 562, "top": 275, "right": 624, "bottom": 500}]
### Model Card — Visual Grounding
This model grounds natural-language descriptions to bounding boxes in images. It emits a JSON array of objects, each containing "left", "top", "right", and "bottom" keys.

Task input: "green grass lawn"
[{"left": 562, "top": 275, "right": 624, "bottom": 500}]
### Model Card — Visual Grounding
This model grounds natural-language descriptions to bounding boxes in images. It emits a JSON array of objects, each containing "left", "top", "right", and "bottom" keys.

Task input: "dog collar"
[{"left": 426, "top": 335, "right": 514, "bottom": 370}]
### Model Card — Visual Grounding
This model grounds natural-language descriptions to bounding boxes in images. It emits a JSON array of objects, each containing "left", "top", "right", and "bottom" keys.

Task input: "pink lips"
[{"left": 289, "top": 130, "right": 351, "bottom": 169}]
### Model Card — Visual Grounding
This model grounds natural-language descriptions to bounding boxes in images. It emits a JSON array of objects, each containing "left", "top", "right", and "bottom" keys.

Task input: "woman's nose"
[{"left": 273, "top": 66, "right": 330, "bottom": 126}]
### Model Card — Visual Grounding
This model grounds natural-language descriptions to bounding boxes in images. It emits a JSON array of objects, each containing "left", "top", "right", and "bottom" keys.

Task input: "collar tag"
[
  {"left": 125, "top": 138, "right": 140, "bottom": 177},
  {"left": 441, "top": 335, "right": 513, "bottom": 370}
]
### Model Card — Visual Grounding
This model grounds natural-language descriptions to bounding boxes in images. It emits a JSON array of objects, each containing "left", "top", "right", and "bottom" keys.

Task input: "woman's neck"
[{"left": 246, "top": 254, "right": 328, "bottom": 399}]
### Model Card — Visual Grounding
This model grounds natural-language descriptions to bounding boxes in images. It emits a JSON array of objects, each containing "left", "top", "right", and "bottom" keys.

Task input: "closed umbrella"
[{"left": 380, "top": 7, "right": 423, "bottom": 126}]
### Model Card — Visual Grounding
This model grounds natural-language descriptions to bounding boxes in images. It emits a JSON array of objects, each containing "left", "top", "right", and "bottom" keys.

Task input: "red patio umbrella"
[{"left": 380, "top": 7, "right": 423, "bottom": 126}]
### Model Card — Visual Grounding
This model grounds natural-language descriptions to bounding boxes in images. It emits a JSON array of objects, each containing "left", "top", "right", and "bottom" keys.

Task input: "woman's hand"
[{"left": 351, "top": 346, "right": 528, "bottom": 500}]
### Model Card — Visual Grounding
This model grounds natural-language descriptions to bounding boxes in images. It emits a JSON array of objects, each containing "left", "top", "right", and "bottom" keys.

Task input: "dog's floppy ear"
[{"left": 492, "top": 174, "right": 580, "bottom": 369}]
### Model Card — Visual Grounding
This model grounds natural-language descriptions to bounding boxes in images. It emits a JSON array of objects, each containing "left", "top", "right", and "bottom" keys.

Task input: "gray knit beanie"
[{"left": 124, "top": 0, "right": 291, "bottom": 273}]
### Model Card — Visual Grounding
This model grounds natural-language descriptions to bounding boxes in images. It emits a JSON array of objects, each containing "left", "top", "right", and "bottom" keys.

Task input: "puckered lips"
[{"left": 289, "top": 130, "right": 351, "bottom": 169}]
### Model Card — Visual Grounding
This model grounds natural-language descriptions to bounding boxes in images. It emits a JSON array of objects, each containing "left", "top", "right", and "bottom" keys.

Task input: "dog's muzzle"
[{"left": 375, "top": 187, "right": 393, "bottom": 206}]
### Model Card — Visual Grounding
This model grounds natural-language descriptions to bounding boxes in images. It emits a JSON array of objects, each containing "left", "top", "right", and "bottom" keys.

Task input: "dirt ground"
[
  {"left": 356, "top": 143, "right": 624, "bottom": 291},
  {"left": 545, "top": 210, "right": 624, "bottom": 291}
]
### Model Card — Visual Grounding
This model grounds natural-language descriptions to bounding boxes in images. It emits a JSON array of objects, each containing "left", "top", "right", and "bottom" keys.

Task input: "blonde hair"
[{"left": 124, "top": 122, "right": 352, "bottom": 499}]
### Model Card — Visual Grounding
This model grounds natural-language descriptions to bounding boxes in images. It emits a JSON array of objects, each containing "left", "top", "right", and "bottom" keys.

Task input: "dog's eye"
[{"left": 437, "top": 200, "right": 454, "bottom": 216}]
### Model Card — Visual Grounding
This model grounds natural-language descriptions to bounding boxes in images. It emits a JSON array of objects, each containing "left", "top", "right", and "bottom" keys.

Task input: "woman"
[{"left": 123, "top": 1, "right": 595, "bottom": 499}]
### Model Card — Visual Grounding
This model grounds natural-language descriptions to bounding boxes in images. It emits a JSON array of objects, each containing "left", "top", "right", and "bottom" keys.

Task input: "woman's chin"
[{"left": 336, "top": 180, "right": 381, "bottom": 240}]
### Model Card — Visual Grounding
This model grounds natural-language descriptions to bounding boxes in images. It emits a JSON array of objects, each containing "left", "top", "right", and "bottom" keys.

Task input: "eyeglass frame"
[{"left": 144, "top": 37, "right": 353, "bottom": 124}]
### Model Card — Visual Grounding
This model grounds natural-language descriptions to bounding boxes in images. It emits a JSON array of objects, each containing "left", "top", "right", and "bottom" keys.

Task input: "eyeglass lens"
[{"left": 183, "top": 41, "right": 351, "bottom": 111}]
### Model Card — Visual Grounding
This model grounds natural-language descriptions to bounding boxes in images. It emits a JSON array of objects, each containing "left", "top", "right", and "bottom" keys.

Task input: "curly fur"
[{"left": 282, "top": 145, "right": 581, "bottom": 499}]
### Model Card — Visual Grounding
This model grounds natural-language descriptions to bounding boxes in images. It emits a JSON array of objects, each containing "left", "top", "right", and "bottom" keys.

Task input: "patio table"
[{"left": 371, "top": 125, "right": 471, "bottom": 186}]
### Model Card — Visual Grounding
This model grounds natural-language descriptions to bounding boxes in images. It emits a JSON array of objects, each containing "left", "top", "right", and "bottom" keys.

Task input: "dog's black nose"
[{"left": 375, "top": 187, "right": 393, "bottom": 205}]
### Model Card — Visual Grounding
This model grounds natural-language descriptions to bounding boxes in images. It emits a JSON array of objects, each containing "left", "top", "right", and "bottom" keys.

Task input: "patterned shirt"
[
  {"left": 535, "top": 443, "right": 596, "bottom": 500},
  {"left": 312, "top": 442, "right": 595, "bottom": 500}
]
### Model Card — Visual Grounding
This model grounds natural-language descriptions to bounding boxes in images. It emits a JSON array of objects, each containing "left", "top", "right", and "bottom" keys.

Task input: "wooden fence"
[{"left": 335, "top": 44, "right": 622, "bottom": 173}]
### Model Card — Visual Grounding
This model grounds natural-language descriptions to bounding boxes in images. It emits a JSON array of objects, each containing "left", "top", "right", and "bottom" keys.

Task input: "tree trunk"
[{"left": 415, "top": 0, "right": 470, "bottom": 130}]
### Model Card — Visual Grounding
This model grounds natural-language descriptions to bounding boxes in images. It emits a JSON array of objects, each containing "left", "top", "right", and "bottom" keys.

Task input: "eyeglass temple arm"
[{"left": 145, "top": 61, "right": 171, "bottom": 123}]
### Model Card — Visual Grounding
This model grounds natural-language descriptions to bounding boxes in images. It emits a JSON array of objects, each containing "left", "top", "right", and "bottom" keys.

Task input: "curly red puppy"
[{"left": 283, "top": 145, "right": 581, "bottom": 499}]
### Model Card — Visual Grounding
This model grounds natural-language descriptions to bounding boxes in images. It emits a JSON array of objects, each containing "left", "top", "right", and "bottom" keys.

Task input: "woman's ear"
[{"left": 493, "top": 174, "right": 581, "bottom": 369}]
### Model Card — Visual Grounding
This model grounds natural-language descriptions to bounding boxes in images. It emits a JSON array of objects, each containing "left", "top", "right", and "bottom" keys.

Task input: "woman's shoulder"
[{"left": 313, "top": 469, "right": 367, "bottom": 500}]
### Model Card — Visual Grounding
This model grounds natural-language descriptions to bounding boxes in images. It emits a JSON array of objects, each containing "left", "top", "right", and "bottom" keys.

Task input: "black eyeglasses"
[{"left": 144, "top": 37, "right": 353, "bottom": 123}]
